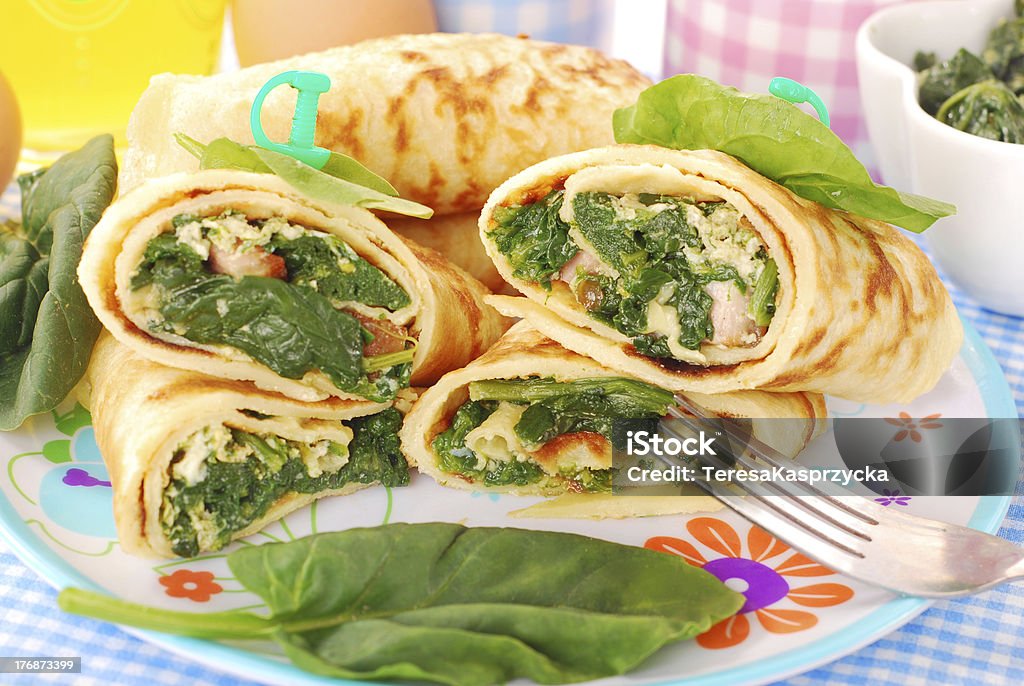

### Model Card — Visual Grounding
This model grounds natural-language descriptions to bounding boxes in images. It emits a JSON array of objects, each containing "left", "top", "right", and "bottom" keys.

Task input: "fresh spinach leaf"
[
  {"left": 254, "top": 148, "right": 433, "bottom": 219},
  {"left": 175, "top": 134, "right": 431, "bottom": 218},
  {"left": 0, "top": 135, "right": 117, "bottom": 430},
  {"left": 613, "top": 75, "right": 956, "bottom": 232},
  {"left": 918, "top": 48, "right": 993, "bottom": 115},
  {"left": 488, "top": 190, "right": 577, "bottom": 288},
  {"left": 61, "top": 523, "right": 743, "bottom": 686}
]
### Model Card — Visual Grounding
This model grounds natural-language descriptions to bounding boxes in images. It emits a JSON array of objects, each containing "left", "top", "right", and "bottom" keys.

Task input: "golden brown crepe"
[
  {"left": 119, "top": 33, "right": 652, "bottom": 213},
  {"left": 479, "top": 145, "right": 962, "bottom": 404},
  {"left": 389, "top": 212, "right": 515, "bottom": 294},
  {"left": 400, "top": 321, "right": 827, "bottom": 503},
  {"left": 79, "top": 170, "right": 509, "bottom": 403},
  {"left": 87, "top": 333, "right": 408, "bottom": 558}
]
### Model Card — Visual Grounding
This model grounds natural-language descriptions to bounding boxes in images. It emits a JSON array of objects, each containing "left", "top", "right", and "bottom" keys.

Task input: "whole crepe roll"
[
  {"left": 401, "top": 321, "right": 827, "bottom": 497},
  {"left": 87, "top": 334, "right": 410, "bottom": 558},
  {"left": 119, "top": 33, "right": 651, "bottom": 211},
  {"left": 79, "top": 170, "right": 508, "bottom": 403},
  {"left": 479, "top": 145, "right": 962, "bottom": 404}
]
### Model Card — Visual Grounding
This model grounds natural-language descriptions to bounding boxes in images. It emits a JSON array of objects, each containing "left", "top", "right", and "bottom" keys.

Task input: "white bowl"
[{"left": 856, "top": 0, "right": 1024, "bottom": 316}]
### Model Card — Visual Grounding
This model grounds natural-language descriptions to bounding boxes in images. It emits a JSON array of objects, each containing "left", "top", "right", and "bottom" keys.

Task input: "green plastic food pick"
[
  {"left": 250, "top": 70, "right": 332, "bottom": 169},
  {"left": 769, "top": 77, "right": 831, "bottom": 128}
]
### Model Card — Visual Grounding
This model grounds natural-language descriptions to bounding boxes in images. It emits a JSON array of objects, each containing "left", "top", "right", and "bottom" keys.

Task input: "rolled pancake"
[
  {"left": 87, "top": 333, "right": 407, "bottom": 558},
  {"left": 119, "top": 33, "right": 651, "bottom": 211},
  {"left": 479, "top": 145, "right": 961, "bottom": 403},
  {"left": 400, "top": 321, "right": 827, "bottom": 498},
  {"left": 79, "top": 170, "right": 509, "bottom": 402},
  {"left": 389, "top": 212, "right": 514, "bottom": 294}
]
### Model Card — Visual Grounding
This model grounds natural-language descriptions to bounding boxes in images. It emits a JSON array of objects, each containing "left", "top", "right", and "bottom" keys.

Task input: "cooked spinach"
[
  {"left": 912, "top": 12, "right": 1024, "bottom": 143},
  {"left": 488, "top": 190, "right": 577, "bottom": 288},
  {"left": 175, "top": 134, "right": 433, "bottom": 218},
  {"left": 567, "top": 192, "right": 754, "bottom": 352},
  {"left": 917, "top": 48, "right": 993, "bottom": 115},
  {"left": 270, "top": 234, "right": 410, "bottom": 310},
  {"left": 613, "top": 75, "right": 955, "bottom": 232},
  {"left": 432, "top": 377, "right": 672, "bottom": 490},
  {"left": 165, "top": 409, "right": 408, "bottom": 557},
  {"left": 61, "top": 523, "right": 743, "bottom": 686},
  {"left": 936, "top": 80, "right": 1024, "bottom": 143},
  {"left": 749, "top": 259, "right": 779, "bottom": 327},
  {"left": 0, "top": 135, "right": 117, "bottom": 430},
  {"left": 132, "top": 235, "right": 410, "bottom": 402},
  {"left": 983, "top": 17, "right": 1024, "bottom": 94}
]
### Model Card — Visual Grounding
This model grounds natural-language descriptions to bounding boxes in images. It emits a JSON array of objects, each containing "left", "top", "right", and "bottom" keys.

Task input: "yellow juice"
[{"left": 0, "top": 0, "right": 227, "bottom": 151}]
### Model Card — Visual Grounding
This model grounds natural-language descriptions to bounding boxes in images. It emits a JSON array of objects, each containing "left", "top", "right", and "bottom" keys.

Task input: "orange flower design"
[
  {"left": 646, "top": 517, "right": 853, "bottom": 649},
  {"left": 158, "top": 569, "right": 223, "bottom": 603},
  {"left": 884, "top": 412, "right": 943, "bottom": 443}
]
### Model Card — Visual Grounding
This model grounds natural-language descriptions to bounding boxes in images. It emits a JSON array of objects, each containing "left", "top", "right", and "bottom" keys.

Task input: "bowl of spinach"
[{"left": 857, "top": 0, "right": 1024, "bottom": 316}]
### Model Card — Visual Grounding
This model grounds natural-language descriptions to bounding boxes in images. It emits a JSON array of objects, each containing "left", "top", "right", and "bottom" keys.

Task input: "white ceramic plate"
[{"left": 0, "top": 320, "right": 1014, "bottom": 686}]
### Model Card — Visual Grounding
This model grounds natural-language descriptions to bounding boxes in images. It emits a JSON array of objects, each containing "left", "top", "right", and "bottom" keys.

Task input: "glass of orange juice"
[{"left": 0, "top": 0, "right": 227, "bottom": 151}]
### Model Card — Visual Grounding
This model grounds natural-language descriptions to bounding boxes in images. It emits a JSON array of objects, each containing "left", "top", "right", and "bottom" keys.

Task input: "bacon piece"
[
  {"left": 705, "top": 280, "right": 764, "bottom": 347},
  {"left": 208, "top": 243, "right": 286, "bottom": 279},
  {"left": 351, "top": 312, "right": 409, "bottom": 357},
  {"left": 558, "top": 249, "right": 605, "bottom": 284}
]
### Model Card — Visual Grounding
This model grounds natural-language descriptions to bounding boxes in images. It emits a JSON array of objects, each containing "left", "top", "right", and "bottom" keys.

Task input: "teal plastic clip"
[
  {"left": 769, "top": 77, "right": 831, "bottom": 128},
  {"left": 250, "top": 70, "right": 332, "bottom": 169}
]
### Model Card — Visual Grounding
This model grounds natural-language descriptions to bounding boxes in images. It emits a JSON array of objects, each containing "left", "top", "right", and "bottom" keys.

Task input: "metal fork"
[{"left": 653, "top": 396, "right": 1024, "bottom": 598}]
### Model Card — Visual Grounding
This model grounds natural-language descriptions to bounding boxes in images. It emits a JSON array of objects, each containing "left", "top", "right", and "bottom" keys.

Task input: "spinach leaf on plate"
[
  {"left": 613, "top": 75, "right": 955, "bottom": 232},
  {"left": 61, "top": 523, "right": 743, "bottom": 686},
  {"left": 0, "top": 135, "right": 117, "bottom": 430}
]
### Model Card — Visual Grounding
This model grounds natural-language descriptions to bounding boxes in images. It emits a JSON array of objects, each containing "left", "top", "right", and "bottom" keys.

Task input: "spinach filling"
[
  {"left": 432, "top": 377, "right": 673, "bottom": 492},
  {"left": 489, "top": 191, "right": 778, "bottom": 357},
  {"left": 130, "top": 211, "right": 414, "bottom": 402},
  {"left": 162, "top": 408, "right": 408, "bottom": 558}
]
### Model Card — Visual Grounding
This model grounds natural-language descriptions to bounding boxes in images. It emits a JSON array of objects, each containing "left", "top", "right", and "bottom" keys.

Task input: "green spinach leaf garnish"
[
  {"left": 0, "top": 135, "right": 117, "bottom": 430},
  {"left": 174, "top": 134, "right": 433, "bottom": 218},
  {"left": 613, "top": 75, "right": 955, "bottom": 232},
  {"left": 61, "top": 523, "right": 743, "bottom": 686}
]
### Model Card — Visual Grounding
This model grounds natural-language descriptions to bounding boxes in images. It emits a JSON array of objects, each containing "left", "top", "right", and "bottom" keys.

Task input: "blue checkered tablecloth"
[{"left": 0, "top": 174, "right": 1021, "bottom": 686}]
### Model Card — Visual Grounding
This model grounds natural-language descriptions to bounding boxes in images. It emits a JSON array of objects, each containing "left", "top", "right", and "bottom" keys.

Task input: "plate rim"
[{"left": 0, "top": 316, "right": 1015, "bottom": 686}]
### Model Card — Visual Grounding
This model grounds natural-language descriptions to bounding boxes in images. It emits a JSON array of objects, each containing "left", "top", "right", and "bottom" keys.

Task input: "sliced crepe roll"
[
  {"left": 87, "top": 334, "right": 410, "bottom": 558},
  {"left": 479, "top": 145, "right": 961, "bottom": 403},
  {"left": 401, "top": 321, "right": 827, "bottom": 497},
  {"left": 79, "top": 170, "right": 508, "bottom": 403}
]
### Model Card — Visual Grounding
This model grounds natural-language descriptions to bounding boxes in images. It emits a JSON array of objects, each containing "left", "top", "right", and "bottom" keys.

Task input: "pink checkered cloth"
[{"left": 663, "top": 0, "right": 921, "bottom": 174}]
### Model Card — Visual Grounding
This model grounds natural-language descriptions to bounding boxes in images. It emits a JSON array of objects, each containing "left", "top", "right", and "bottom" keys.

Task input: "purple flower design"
[
  {"left": 62, "top": 468, "right": 112, "bottom": 488},
  {"left": 874, "top": 488, "right": 911, "bottom": 506}
]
